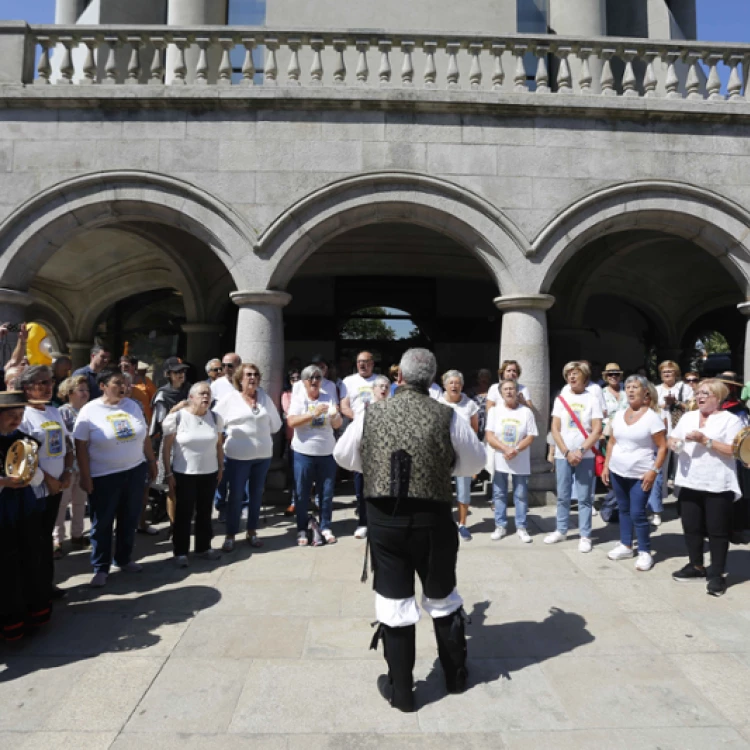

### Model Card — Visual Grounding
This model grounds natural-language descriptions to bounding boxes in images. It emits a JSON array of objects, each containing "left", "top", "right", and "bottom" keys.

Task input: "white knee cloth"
[
  {"left": 421, "top": 588, "right": 463, "bottom": 619},
  {"left": 375, "top": 588, "right": 463, "bottom": 627}
]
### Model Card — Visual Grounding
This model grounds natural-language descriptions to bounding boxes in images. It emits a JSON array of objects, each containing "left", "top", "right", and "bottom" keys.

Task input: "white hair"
[
  {"left": 189, "top": 382, "right": 212, "bottom": 397},
  {"left": 204, "top": 358, "right": 221, "bottom": 374},
  {"left": 399, "top": 348, "right": 436, "bottom": 390},
  {"left": 442, "top": 369, "right": 464, "bottom": 387}
]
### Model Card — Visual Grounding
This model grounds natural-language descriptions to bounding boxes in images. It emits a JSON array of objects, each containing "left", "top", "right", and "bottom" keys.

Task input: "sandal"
[
  {"left": 322, "top": 530, "right": 337, "bottom": 545},
  {"left": 246, "top": 533, "right": 264, "bottom": 548},
  {"left": 221, "top": 538, "right": 235, "bottom": 553},
  {"left": 297, "top": 531, "right": 308, "bottom": 547}
]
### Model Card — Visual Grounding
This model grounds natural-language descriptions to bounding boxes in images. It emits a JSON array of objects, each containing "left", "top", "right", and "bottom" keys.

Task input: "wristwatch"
[{"left": 705, "top": 438, "right": 714, "bottom": 451}]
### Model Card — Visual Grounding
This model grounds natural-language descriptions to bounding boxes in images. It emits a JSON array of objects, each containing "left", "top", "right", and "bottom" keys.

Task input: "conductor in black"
[{"left": 334, "top": 348, "right": 485, "bottom": 711}]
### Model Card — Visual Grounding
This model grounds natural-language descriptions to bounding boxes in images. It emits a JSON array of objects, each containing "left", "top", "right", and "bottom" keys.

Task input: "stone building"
[{"left": 1, "top": 0, "right": 748, "bottom": 485}]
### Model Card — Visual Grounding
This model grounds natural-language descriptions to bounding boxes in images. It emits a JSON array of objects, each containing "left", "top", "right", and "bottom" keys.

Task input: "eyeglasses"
[
  {"left": 696, "top": 390, "right": 715, "bottom": 397},
  {"left": 245, "top": 372, "right": 260, "bottom": 378},
  {"left": 209, "top": 367, "right": 222, "bottom": 373},
  {"left": 222, "top": 363, "right": 235, "bottom": 369},
  {"left": 30, "top": 379, "right": 53, "bottom": 388},
  {"left": 685, "top": 378, "right": 699, "bottom": 383},
  {"left": 309, "top": 375, "right": 322, "bottom": 381},
  {"left": 357, "top": 359, "right": 373, "bottom": 364}
]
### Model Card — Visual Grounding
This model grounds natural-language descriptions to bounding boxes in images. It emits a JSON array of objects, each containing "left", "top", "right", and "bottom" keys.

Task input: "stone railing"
[{"left": 3, "top": 23, "right": 750, "bottom": 102}]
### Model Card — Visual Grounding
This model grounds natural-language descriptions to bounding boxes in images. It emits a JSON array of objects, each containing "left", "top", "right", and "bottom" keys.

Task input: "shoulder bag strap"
[{"left": 558, "top": 395, "right": 601, "bottom": 457}]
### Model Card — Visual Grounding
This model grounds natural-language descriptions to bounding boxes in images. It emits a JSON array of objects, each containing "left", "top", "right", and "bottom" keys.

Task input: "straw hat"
[
  {"left": 0, "top": 391, "right": 30, "bottom": 410},
  {"left": 717, "top": 371, "right": 744, "bottom": 388},
  {"left": 603, "top": 362, "right": 623, "bottom": 374}
]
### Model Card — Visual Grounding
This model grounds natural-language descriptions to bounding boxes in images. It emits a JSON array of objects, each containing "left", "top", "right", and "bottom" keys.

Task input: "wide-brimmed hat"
[
  {"left": 0, "top": 391, "right": 30, "bottom": 410},
  {"left": 603, "top": 362, "right": 623, "bottom": 374},
  {"left": 163, "top": 357, "right": 189, "bottom": 374},
  {"left": 718, "top": 371, "right": 744, "bottom": 388}
]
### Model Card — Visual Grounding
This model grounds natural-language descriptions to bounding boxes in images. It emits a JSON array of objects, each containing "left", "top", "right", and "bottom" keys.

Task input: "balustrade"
[{"left": 7, "top": 24, "right": 750, "bottom": 103}]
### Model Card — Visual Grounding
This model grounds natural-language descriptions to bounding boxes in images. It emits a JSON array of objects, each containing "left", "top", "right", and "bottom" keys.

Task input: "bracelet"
[
  {"left": 164, "top": 473, "right": 173, "bottom": 479},
  {"left": 705, "top": 438, "right": 713, "bottom": 451}
]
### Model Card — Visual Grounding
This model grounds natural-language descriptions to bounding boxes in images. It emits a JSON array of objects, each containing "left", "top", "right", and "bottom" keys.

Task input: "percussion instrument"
[
  {"left": 732, "top": 427, "right": 750, "bottom": 468},
  {"left": 4, "top": 438, "right": 39, "bottom": 483}
]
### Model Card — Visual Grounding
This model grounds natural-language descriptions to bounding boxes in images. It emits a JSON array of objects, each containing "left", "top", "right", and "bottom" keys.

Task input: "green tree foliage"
[
  {"left": 698, "top": 331, "right": 730, "bottom": 354},
  {"left": 340, "top": 307, "right": 396, "bottom": 341}
]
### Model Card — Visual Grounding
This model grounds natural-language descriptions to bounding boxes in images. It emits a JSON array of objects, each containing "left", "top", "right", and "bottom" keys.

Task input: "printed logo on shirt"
[
  {"left": 500, "top": 419, "right": 520, "bottom": 447},
  {"left": 106, "top": 412, "right": 137, "bottom": 442},
  {"left": 42, "top": 420, "right": 63, "bottom": 457},
  {"left": 307, "top": 403, "right": 327, "bottom": 428},
  {"left": 567, "top": 403, "right": 585, "bottom": 432},
  {"left": 358, "top": 386, "right": 373, "bottom": 407}
]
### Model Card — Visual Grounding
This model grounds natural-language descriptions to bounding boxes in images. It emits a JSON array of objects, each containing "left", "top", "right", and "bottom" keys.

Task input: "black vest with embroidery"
[{"left": 360, "top": 386, "right": 455, "bottom": 503}]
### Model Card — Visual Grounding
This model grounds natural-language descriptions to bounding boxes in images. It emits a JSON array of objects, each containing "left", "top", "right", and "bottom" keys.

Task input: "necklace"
[
  {"left": 244, "top": 394, "right": 260, "bottom": 415},
  {"left": 624, "top": 406, "right": 645, "bottom": 424}
]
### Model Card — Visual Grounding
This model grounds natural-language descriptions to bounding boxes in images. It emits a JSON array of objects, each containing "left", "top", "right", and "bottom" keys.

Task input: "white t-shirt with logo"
[
  {"left": 438, "top": 394, "right": 479, "bottom": 426},
  {"left": 289, "top": 390, "right": 337, "bottom": 457},
  {"left": 342, "top": 373, "right": 377, "bottom": 415},
  {"left": 73, "top": 398, "right": 148, "bottom": 478},
  {"left": 552, "top": 390, "right": 603, "bottom": 460},
  {"left": 21, "top": 405, "right": 68, "bottom": 480},
  {"left": 608, "top": 409, "right": 666, "bottom": 479},
  {"left": 488, "top": 382, "right": 532, "bottom": 406},
  {"left": 486, "top": 404, "right": 538, "bottom": 475},
  {"left": 162, "top": 409, "right": 223, "bottom": 475}
]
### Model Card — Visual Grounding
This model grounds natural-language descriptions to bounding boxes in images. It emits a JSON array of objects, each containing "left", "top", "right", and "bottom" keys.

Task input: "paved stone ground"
[{"left": 3, "top": 487, "right": 750, "bottom": 749}]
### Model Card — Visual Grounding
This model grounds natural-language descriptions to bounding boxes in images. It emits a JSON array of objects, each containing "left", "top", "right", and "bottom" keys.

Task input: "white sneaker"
[
  {"left": 651, "top": 514, "right": 662, "bottom": 527},
  {"left": 635, "top": 551, "right": 654, "bottom": 571},
  {"left": 592, "top": 506, "right": 599, "bottom": 516},
  {"left": 517, "top": 528, "right": 532, "bottom": 544},
  {"left": 544, "top": 531, "right": 566, "bottom": 545},
  {"left": 578, "top": 537, "right": 593, "bottom": 553},
  {"left": 491, "top": 526, "right": 507, "bottom": 541},
  {"left": 354, "top": 526, "right": 368, "bottom": 539},
  {"left": 607, "top": 543, "right": 635, "bottom": 561}
]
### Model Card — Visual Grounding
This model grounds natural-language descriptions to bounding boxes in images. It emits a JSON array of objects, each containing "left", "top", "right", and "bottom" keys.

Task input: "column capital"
[
  {"left": 231, "top": 290, "right": 292, "bottom": 309},
  {"left": 493, "top": 294, "right": 555, "bottom": 312},
  {"left": 0, "top": 288, "right": 34, "bottom": 308},
  {"left": 181, "top": 323, "right": 225, "bottom": 335},
  {"left": 738, "top": 302, "right": 750, "bottom": 317}
]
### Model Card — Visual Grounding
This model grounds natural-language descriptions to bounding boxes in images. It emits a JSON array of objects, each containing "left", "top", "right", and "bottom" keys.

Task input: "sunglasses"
[
  {"left": 685, "top": 378, "right": 699, "bottom": 383},
  {"left": 209, "top": 367, "right": 222, "bottom": 373},
  {"left": 605, "top": 372, "right": 622, "bottom": 376},
  {"left": 245, "top": 372, "right": 260, "bottom": 378},
  {"left": 222, "top": 363, "right": 235, "bottom": 369},
  {"left": 309, "top": 375, "right": 322, "bottom": 381}
]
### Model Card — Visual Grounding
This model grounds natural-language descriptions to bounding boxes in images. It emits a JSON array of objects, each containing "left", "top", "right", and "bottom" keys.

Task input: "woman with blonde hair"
[{"left": 487, "top": 360, "right": 532, "bottom": 411}]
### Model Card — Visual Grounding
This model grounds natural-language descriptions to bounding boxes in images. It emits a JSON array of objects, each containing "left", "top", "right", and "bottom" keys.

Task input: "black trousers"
[
  {"left": 41, "top": 492, "right": 62, "bottom": 593},
  {"left": 680, "top": 487, "right": 734, "bottom": 577},
  {"left": 173, "top": 472, "right": 217, "bottom": 556}
]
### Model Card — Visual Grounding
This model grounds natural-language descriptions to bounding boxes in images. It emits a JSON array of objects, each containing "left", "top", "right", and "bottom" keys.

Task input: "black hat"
[
  {"left": 0, "top": 391, "right": 30, "bottom": 410},
  {"left": 311, "top": 353, "right": 327, "bottom": 365},
  {"left": 163, "top": 357, "right": 189, "bottom": 374}
]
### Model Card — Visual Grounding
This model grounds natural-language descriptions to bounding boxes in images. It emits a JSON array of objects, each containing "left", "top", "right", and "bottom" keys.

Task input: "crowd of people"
[{"left": 1, "top": 321, "right": 748, "bottom": 642}]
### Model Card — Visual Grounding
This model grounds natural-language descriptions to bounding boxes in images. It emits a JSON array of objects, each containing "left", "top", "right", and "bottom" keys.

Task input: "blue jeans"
[
  {"left": 294, "top": 453, "right": 336, "bottom": 532},
  {"left": 215, "top": 454, "right": 248, "bottom": 512},
  {"left": 89, "top": 462, "right": 147, "bottom": 573},
  {"left": 610, "top": 471, "right": 651, "bottom": 553},
  {"left": 647, "top": 462, "right": 664, "bottom": 514},
  {"left": 455, "top": 476, "right": 472, "bottom": 506},
  {"left": 493, "top": 472, "right": 530, "bottom": 529},
  {"left": 555, "top": 458, "right": 595, "bottom": 538},
  {"left": 225, "top": 456, "right": 272, "bottom": 536}
]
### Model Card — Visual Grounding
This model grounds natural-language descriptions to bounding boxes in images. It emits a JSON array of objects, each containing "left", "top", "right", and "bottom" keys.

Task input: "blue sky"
[{"left": 2, "top": 0, "right": 750, "bottom": 41}]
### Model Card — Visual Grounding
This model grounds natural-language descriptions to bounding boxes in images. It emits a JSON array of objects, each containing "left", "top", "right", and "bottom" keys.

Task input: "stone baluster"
[
  {"left": 446, "top": 42, "right": 460, "bottom": 89},
  {"left": 310, "top": 39, "right": 324, "bottom": 86},
  {"left": 126, "top": 36, "right": 142, "bottom": 85},
  {"left": 599, "top": 48, "right": 616, "bottom": 96},
  {"left": 218, "top": 38, "right": 233, "bottom": 85},
  {"left": 664, "top": 51, "right": 680, "bottom": 99},
  {"left": 241, "top": 38, "right": 256, "bottom": 85},
  {"left": 58, "top": 37, "right": 75, "bottom": 84},
  {"left": 423, "top": 41, "right": 437, "bottom": 88},
  {"left": 287, "top": 39, "right": 302, "bottom": 85},
  {"left": 513, "top": 44, "right": 529, "bottom": 93},
  {"left": 79, "top": 37, "right": 97, "bottom": 85},
  {"left": 643, "top": 51, "right": 659, "bottom": 98},
  {"left": 534, "top": 45, "right": 550, "bottom": 93},
  {"left": 468, "top": 43, "right": 482, "bottom": 90},
  {"left": 264, "top": 39, "right": 279, "bottom": 86},
  {"left": 577, "top": 47, "right": 593, "bottom": 93},
  {"left": 490, "top": 43, "right": 505, "bottom": 91},
  {"left": 401, "top": 41, "right": 415, "bottom": 87},
  {"left": 355, "top": 41, "right": 369, "bottom": 85},
  {"left": 726, "top": 54, "right": 743, "bottom": 101},
  {"left": 194, "top": 38, "right": 210, "bottom": 84},
  {"left": 104, "top": 36, "right": 119, "bottom": 84},
  {"left": 621, "top": 49, "right": 638, "bottom": 97},
  {"left": 149, "top": 38, "right": 165, "bottom": 85},
  {"left": 379, "top": 41, "right": 392, "bottom": 85},
  {"left": 170, "top": 37, "right": 188, "bottom": 85},
  {"left": 684, "top": 51, "right": 702, "bottom": 100},
  {"left": 333, "top": 40, "right": 347, "bottom": 84},
  {"left": 556, "top": 46, "right": 572, "bottom": 93},
  {"left": 745, "top": 55, "right": 750, "bottom": 102},
  {"left": 35, "top": 37, "right": 52, "bottom": 85},
  {"left": 705, "top": 53, "right": 724, "bottom": 101}
]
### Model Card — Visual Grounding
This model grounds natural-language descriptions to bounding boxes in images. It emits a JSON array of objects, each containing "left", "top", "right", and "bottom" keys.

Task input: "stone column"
[
  {"left": 231, "top": 290, "right": 291, "bottom": 406},
  {"left": 495, "top": 293, "right": 555, "bottom": 494},
  {"left": 738, "top": 302, "right": 750, "bottom": 379},
  {"left": 67, "top": 341, "right": 92, "bottom": 370},
  {"left": 55, "top": 0, "right": 83, "bottom": 24},
  {"left": 181, "top": 323, "right": 225, "bottom": 371},
  {"left": 0, "top": 289, "right": 33, "bottom": 368}
]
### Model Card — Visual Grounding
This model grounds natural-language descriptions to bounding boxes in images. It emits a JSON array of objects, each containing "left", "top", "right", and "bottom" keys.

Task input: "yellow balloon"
[{"left": 26, "top": 322, "right": 53, "bottom": 366}]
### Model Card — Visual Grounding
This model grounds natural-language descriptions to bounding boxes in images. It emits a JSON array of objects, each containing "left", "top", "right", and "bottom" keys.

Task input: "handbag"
[
  {"left": 668, "top": 385, "right": 687, "bottom": 430},
  {"left": 558, "top": 395, "right": 605, "bottom": 477}
]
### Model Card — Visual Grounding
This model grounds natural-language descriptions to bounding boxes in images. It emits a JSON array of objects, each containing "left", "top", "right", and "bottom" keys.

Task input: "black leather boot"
[
  {"left": 433, "top": 608, "right": 468, "bottom": 693},
  {"left": 371, "top": 622, "right": 416, "bottom": 712}
]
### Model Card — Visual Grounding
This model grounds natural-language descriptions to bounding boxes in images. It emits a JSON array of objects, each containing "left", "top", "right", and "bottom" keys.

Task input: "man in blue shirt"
[{"left": 72, "top": 345, "right": 111, "bottom": 399}]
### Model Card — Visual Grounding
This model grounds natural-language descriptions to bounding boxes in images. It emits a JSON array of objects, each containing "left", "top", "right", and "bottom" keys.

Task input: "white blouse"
[{"left": 213, "top": 389, "right": 282, "bottom": 461}]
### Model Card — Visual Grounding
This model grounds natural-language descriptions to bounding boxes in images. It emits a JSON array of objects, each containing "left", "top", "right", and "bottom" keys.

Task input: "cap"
[
  {"left": 603, "top": 362, "right": 623, "bottom": 374},
  {"left": 163, "top": 357, "right": 189, "bottom": 374},
  {"left": 0, "top": 391, "right": 30, "bottom": 410}
]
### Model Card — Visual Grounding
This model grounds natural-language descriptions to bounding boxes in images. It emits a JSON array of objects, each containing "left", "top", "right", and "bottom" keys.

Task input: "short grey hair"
[
  {"left": 120, "top": 372, "right": 133, "bottom": 384},
  {"left": 19, "top": 364, "right": 52, "bottom": 390},
  {"left": 442, "top": 369, "right": 464, "bottom": 387},
  {"left": 625, "top": 375, "right": 660, "bottom": 413},
  {"left": 373, "top": 375, "right": 390, "bottom": 389},
  {"left": 301, "top": 365, "right": 323, "bottom": 382},
  {"left": 399, "top": 348, "right": 437, "bottom": 390},
  {"left": 190, "top": 381, "right": 212, "bottom": 397},
  {"left": 204, "top": 358, "right": 221, "bottom": 374}
]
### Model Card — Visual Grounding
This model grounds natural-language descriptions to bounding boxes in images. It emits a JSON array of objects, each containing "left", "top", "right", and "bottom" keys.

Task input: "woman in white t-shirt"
[
  {"left": 486, "top": 359, "right": 533, "bottom": 411},
  {"left": 546, "top": 361, "right": 603, "bottom": 553},
  {"left": 485, "top": 380, "right": 538, "bottom": 543},
  {"left": 602, "top": 375, "right": 667, "bottom": 571},
  {"left": 20, "top": 365, "right": 75, "bottom": 599},
  {"left": 74, "top": 370, "right": 158, "bottom": 588},
  {"left": 213, "top": 363, "right": 282, "bottom": 552},
  {"left": 287, "top": 365, "right": 343, "bottom": 546},
  {"left": 668, "top": 379, "right": 743, "bottom": 597},
  {"left": 439, "top": 370, "right": 479, "bottom": 541},
  {"left": 162, "top": 382, "right": 224, "bottom": 567}
]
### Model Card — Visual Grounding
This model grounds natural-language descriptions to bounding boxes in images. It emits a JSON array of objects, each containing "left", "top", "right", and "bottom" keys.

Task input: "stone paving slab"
[{"left": 2, "top": 493, "right": 750, "bottom": 748}]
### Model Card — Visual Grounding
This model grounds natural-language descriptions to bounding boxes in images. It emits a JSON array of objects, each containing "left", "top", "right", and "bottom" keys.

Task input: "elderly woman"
[
  {"left": 213, "top": 363, "right": 282, "bottom": 552},
  {"left": 0, "top": 391, "right": 50, "bottom": 640},
  {"left": 162, "top": 382, "right": 224, "bottom": 567},
  {"left": 287, "top": 365, "right": 343, "bottom": 546},
  {"left": 546, "top": 361, "right": 603, "bottom": 552},
  {"left": 601, "top": 363, "right": 628, "bottom": 437},
  {"left": 670, "top": 379, "right": 743, "bottom": 596},
  {"left": 20, "top": 366, "right": 75, "bottom": 599},
  {"left": 487, "top": 360, "right": 533, "bottom": 411},
  {"left": 486, "top": 379, "right": 538, "bottom": 543},
  {"left": 53, "top": 375, "right": 90, "bottom": 554},
  {"left": 602, "top": 376, "right": 668, "bottom": 571},
  {"left": 372, "top": 374, "right": 391, "bottom": 403},
  {"left": 439, "top": 370, "right": 479, "bottom": 541},
  {"left": 74, "top": 370, "right": 158, "bottom": 587}
]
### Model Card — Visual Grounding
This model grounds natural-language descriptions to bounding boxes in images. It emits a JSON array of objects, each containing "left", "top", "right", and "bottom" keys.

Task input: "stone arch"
[
  {"left": 0, "top": 169, "right": 257, "bottom": 290},
  {"left": 257, "top": 171, "right": 531, "bottom": 293},
  {"left": 534, "top": 180, "right": 750, "bottom": 295}
]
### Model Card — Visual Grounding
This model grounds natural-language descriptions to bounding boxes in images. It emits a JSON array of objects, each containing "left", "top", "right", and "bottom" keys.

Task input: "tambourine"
[
  {"left": 4, "top": 438, "right": 39, "bottom": 482},
  {"left": 732, "top": 427, "right": 750, "bottom": 468}
]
